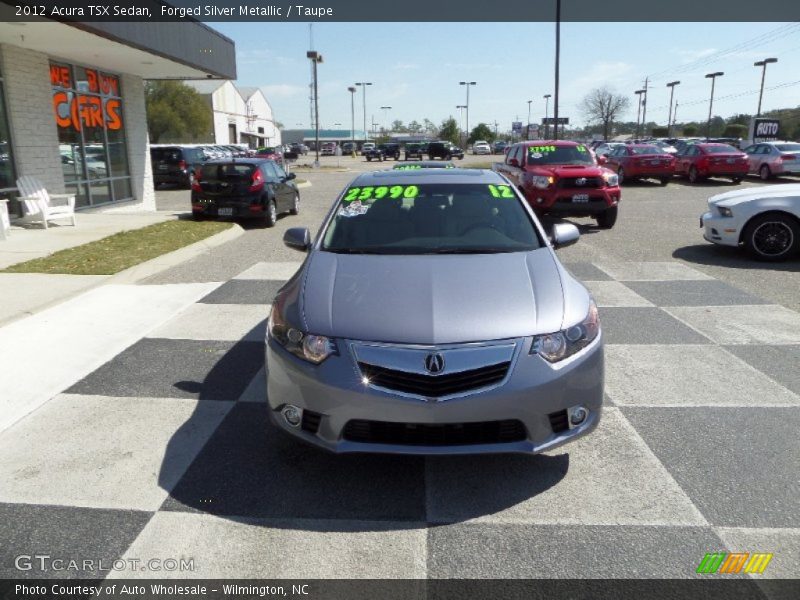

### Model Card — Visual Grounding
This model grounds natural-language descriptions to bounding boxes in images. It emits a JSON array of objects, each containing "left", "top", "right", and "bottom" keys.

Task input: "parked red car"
[
  {"left": 254, "top": 146, "right": 284, "bottom": 165},
  {"left": 601, "top": 143, "right": 675, "bottom": 185},
  {"left": 674, "top": 143, "right": 748, "bottom": 184},
  {"left": 493, "top": 141, "right": 621, "bottom": 228}
]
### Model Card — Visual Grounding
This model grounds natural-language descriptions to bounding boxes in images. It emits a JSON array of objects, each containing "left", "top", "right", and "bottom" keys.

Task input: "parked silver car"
[
  {"left": 742, "top": 141, "right": 800, "bottom": 180},
  {"left": 266, "top": 169, "right": 604, "bottom": 454}
]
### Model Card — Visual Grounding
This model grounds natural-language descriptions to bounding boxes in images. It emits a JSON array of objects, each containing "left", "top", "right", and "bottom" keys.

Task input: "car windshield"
[
  {"left": 526, "top": 144, "right": 594, "bottom": 165},
  {"left": 776, "top": 144, "right": 800, "bottom": 152},
  {"left": 631, "top": 145, "right": 663, "bottom": 155},
  {"left": 704, "top": 145, "right": 739, "bottom": 154},
  {"left": 199, "top": 163, "right": 255, "bottom": 181},
  {"left": 322, "top": 182, "right": 542, "bottom": 254}
]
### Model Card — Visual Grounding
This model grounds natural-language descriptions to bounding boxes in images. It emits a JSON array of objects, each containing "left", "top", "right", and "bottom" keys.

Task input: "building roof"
[{"left": 237, "top": 86, "right": 261, "bottom": 100}]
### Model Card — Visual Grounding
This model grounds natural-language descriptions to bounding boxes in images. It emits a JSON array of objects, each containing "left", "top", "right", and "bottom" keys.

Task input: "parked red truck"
[{"left": 493, "top": 141, "right": 621, "bottom": 228}]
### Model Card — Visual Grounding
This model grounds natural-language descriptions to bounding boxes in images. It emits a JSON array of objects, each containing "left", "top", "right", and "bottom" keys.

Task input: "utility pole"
[
  {"left": 553, "top": 0, "right": 561, "bottom": 140},
  {"left": 355, "top": 82, "right": 372, "bottom": 142},
  {"left": 306, "top": 51, "right": 323, "bottom": 168},
  {"left": 666, "top": 81, "right": 680, "bottom": 138},
  {"left": 641, "top": 77, "right": 649, "bottom": 139},
  {"left": 635, "top": 89, "right": 646, "bottom": 138},
  {"left": 673, "top": 101, "right": 679, "bottom": 133},
  {"left": 347, "top": 86, "right": 356, "bottom": 143},
  {"left": 308, "top": 24, "right": 314, "bottom": 131},
  {"left": 705, "top": 71, "right": 724, "bottom": 140},
  {"left": 754, "top": 58, "right": 777, "bottom": 116},
  {"left": 543, "top": 94, "right": 551, "bottom": 138},
  {"left": 459, "top": 81, "right": 477, "bottom": 143}
]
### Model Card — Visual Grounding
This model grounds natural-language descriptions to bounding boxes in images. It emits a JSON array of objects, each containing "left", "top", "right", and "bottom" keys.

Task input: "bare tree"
[{"left": 579, "top": 87, "right": 630, "bottom": 140}]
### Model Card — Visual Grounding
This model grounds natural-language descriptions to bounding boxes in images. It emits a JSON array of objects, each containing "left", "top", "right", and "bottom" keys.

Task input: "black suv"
[
  {"left": 191, "top": 159, "right": 299, "bottom": 227},
  {"left": 364, "top": 146, "right": 387, "bottom": 162},
  {"left": 427, "top": 141, "right": 464, "bottom": 160},
  {"left": 404, "top": 143, "right": 426, "bottom": 160},
  {"left": 380, "top": 143, "right": 401, "bottom": 160},
  {"left": 151, "top": 145, "right": 208, "bottom": 188}
]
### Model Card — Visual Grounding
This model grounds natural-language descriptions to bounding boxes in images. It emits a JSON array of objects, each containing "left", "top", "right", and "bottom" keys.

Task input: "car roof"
[
  {"left": 350, "top": 168, "right": 504, "bottom": 186},
  {"left": 517, "top": 140, "right": 582, "bottom": 147},
  {"left": 394, "top": 161, "right": 455, "bottom": 168},
  {"left": 203, "top": 158, "right": 268, "bottom": 165}
]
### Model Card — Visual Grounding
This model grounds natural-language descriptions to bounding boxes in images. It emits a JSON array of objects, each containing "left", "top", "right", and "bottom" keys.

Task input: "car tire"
[
  {"left": 731, "top": 177, "right": 743, "bottom": 184},
  {"left": 289, "top": 192, "right": 300, "bottom": 216},
  {"left": 759, "top": 164, "right": 772, "bottom": 181},
  {"left": 688, "top": 166, "right": 701, "bottom": 184},
  {"left": 366, "top": 156, "right": 372, "bottom": 162},
  {"left": 617, "top": 167, "right": 625, "bottom": 185},
  {"left": 743, "top": 212, "right": 800, "bottom": 261},
  {"left": 659, "top": 177, "right": 670, "bottom": 186},
  {"left": 596, "top": 206, "right": 618, "bottom": 229},
  {"left": 265, "top": 199, "right": 277, "bottom": 228}
]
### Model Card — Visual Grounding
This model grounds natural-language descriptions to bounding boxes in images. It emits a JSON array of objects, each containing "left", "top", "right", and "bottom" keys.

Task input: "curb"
[
  {"left": 109, "top": 223, "right": 244, "bottom": 284},
  {"left": 296, "top": 180, "right": 312, "bottom": 189}
]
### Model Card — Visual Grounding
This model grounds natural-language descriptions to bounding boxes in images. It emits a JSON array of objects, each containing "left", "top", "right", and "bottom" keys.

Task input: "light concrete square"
[
  {"left": 606, "top": 345, "right": 800, "bottom": 407},
  {"left": 598, "top": 262, "right": 714, "bottom": 281},
  {"left": 110, "top": 511, "right": 427, "bottom": 578},
  {"left": 238, "top": 366, "right": 266, "bottom": 402},
  {"left": 233, "top": 261, "right": 303, "bottom": 281},
  {"left": 425, "top": 408, "right": 707, "bottom": 526},
  {"left": 584, "top": 281, "right": 654, "bottom": 307},
  {"left": 666, "top": 305, "right": 800, "bottom": 345},
  {"left": 0, "top": 394, "right": 233, "bottom": 511},
  {"left": 147, "top": 303, "right": 269, "bottom": 342},
  {"left": 716, "top": 527, "right": 800, "bottom": 579}
]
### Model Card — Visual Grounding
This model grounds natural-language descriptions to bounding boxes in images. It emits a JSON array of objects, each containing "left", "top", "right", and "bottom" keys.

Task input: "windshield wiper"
[{"left": 426, "top": 247, "right": 521, "bottom": 254}]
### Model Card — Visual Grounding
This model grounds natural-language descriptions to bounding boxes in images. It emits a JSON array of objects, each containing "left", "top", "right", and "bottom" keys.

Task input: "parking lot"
[{"left": 1, "top": 155, "right": 798, "bottom": 585}]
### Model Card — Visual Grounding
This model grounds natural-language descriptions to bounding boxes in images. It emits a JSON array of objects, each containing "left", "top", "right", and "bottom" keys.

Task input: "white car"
[
  {"left": 472, "top": 141, "right": 491, "bottom": 155},
  {"left": 701, "top": 183, "right": 800, "bottom": 261},
  {"left": 361, "top": 142, "right": 376, "bottom": 155}
]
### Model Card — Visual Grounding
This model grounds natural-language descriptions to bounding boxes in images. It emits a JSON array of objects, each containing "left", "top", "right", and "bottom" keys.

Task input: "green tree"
[
  {"left": 407, "top": 120, "right": 422, "bottom": 133},
  {"left": 468, "top": 123, "right": 495, "bottom": 144},
  {"left": 651, "top": 126, "right": 669, "bottom": 137},
  {"left": 391, "top": 119, "right": 407, "bottom": 133},
  {"left": 722, "top": 124, "right": 748, "bottom": 139},
  {"left": 145, "top": 81, "right": 211, "bottom": 143},
  {"left": 727, "top": 113, "right": 751, "bottom": 126},
  {"left": 439, "top": 117, "right": 460, "bottom": 145},
  {"left": 683, "top": 125, "right": 698, "bottom": 136}
]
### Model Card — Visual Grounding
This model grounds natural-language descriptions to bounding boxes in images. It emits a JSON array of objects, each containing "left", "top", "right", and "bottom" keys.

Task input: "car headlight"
[
  {"left": 603, "top": 172, "right": 619, "bottom": 186},
  {"left": 718, "top": 206, "right": 733, "bottom": 217},
  {"left": 531, "top": 175, "right": 554, "bottom": 189},
  {"left": 268, "top": 299, "right": 336, "bottom": 364},
  {"left": 532, "top": 299, "right": 600, "bottom": 363}
]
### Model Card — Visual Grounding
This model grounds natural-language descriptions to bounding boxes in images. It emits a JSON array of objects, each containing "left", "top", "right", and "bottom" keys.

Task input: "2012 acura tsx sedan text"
[{"left": 266, "top": 168, "right": 604, "bottom": 454}]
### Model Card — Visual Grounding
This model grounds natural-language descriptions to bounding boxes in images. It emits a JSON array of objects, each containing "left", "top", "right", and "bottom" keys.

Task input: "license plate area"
[
  {"left": 572, "top": 194, "right": 590, "bottom": 203},
  {"left": 218, "top": 207, "right": 234, "bottom": 216}
]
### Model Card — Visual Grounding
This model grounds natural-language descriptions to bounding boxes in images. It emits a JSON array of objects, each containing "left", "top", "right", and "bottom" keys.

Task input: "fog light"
[
  {"left": 568, "top": 406, "right": 588, "bottom": 428},
  {"left": 536, "top": 197, "right": 544, "bottom": 204},
  {"left": 281, "top": 405, "right": 302, "bottom": 427}
]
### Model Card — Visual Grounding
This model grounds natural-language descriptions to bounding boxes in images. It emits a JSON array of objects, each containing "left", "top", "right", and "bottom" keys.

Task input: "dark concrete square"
[
  {"left": 623, "top": 407, "right": 800, "bottom": 527},
  {"left": 599, "top": 307, "right": 712, "bottom": 344},
  {"left": 162, "top": 403, "right": 426, "bottom": 522},
  {"left": 562, "top": 261, "right": 612, "bottom": 281},
  {"left": 625, "top": 280, "right": 769, "bottom": 307},
  {"left": 0, "top": 503, "right": 151, "bottom": 578},
  {"left": 199, "top": 280, "right": 286, "bottom": 305},
  {"left": 67, "top": 339, "right": 263, "bottom": 401},
  {"left": 724, "top": 344, "right": 800, "bottom": 395},
  {"left": 427, "top": 524, "right": 728, "bottom": 578}
]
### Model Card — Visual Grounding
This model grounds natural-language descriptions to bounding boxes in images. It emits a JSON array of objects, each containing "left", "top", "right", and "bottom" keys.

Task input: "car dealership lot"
[{"left": 1, "top": 156, "right": 798, "bottom": 583}]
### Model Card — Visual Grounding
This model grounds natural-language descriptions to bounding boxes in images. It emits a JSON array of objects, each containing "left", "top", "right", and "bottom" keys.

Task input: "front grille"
[
  {"left": 549, "top": 410, "right": 569, "bottom": 434},
  {"left": 343, "top": 419, "right": 527, "bottom": 446},
  {"left": 302, "top": 410, "right": 322, "bottom": 434},
  {"left": 558, "top": 177, "right": 603, "bottom": 189},
  {"left": 358, "top": 361, "right": 510, "bottom": 397}
]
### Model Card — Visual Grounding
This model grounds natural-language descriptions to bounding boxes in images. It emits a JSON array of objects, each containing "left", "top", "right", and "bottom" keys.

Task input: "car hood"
[
  {"left": 708, "top": 183, "right": 800, "bottom": 208},
  {"left": 296, "top": 248, "right": 588, "bottom": 344}
]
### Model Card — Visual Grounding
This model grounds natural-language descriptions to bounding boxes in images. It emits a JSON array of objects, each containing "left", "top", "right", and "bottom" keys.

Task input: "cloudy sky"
[{"left": 210, "top": 21, "right": 800, "bottom": 132}]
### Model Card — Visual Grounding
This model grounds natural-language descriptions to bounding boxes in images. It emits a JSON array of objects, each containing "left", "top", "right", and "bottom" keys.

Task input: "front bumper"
[
  {"left": 266, "top": 335, "right": 604, "bottom": 455},
  {"left": 529, "top": 188, "right": 620, "bottom": 216},
  {"left": 701, "top": 210, "right": 740, "bottom": 247}
]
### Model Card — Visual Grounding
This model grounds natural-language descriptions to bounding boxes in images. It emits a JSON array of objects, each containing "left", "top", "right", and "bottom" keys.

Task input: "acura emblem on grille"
[
  {"left": 424, "top": 353, "right": 445, "bottom": 374},
  {"left": 575, "top": 177, "right": 587, "bottom": 186}
]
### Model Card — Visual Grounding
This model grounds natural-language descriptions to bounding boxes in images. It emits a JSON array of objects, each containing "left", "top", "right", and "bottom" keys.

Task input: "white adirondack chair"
[{"left": 15, "top": 175, "right": 77, "bottom": 229}]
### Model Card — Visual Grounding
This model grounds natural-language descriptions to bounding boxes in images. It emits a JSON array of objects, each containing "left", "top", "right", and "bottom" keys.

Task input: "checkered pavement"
[{"left": 1, "top": 260, "right": 799, "bottom": 583}]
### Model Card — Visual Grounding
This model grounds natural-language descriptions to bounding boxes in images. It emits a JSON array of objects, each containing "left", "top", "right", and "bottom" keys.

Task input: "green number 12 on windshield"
[{"left": 488, "top": 184, "right": 514, "bottom": 198}]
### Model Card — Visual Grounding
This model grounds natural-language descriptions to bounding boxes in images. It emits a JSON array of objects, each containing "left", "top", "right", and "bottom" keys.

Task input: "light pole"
[
  {"left": 380, "top": 106, "right": 392, "bottom": 135},
  {"left": 754, "top": 58, "right": 777, "bottom": 116},
  {"left": 355, "top": 82, "right": 372, "bottom": 142},
  {"left": 666, "top": 81, "right": 680, "bottom": 138},
  {"left": 543, "top": 94, "right": 552, "bottom": 138},
  {"left": 347, "top": 86, "right": 356, "bottom": 143},
  {"left": 306, "top": 51, "right": 323, "bottom": 167},
  {"left": 526, "top": 100, "right": 532, "bottom": 140},
  {"left": 553, "top": 0, "right": 561, "bottom": 140},
  {"left": 459, "top": 81, "right": 477, "bottom": 143},
  {"left": 634, "top": 89, "right": 645, "bottom": 138},
  {"left": 456, "top": 105, "right": 467, "bottom": 144},
  {"left": 705, "top": 71, "right": 724, "bottom": 139}
]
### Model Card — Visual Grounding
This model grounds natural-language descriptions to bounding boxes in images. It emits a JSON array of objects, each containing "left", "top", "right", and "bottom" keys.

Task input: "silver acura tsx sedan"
[{"left": 266, "top": 168, "right": 604, "bottom": 454}]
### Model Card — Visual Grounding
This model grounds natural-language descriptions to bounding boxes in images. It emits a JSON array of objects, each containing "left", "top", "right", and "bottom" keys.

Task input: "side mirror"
[
  {"left": 283, "top": 227, "right": 311, "bottom": 252},
  {"left": 551, "top": 223, "right": 580, "bottom": 249},
  {"left": 508, "top": 158, "right": 519, "bottom": 167}
]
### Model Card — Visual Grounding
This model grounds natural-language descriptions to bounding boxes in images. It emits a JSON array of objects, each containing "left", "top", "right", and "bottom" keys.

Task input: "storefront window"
[
  {"left": 51, "top": 61, "right": 131, "bottom": 206},
  {"left": 0, "top": 64, "right": 18, "bottom": 202}
]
